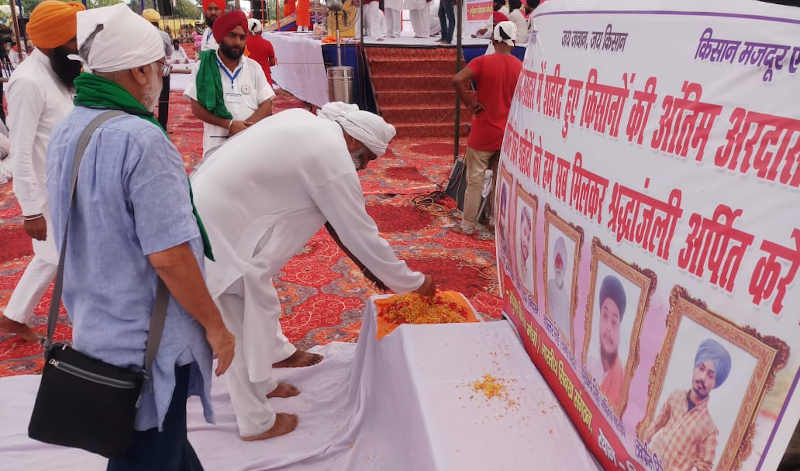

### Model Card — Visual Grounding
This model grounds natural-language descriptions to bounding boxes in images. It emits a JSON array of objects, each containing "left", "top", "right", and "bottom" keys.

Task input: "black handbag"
[
  {"left": 444, "top": 157, "right": 467, "bottom": 210},
  {"left": 28, "top": 110, "right": 170, "bottom": 458}
]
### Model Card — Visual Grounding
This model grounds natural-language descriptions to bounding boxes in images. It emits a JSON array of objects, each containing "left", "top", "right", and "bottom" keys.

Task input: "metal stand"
[{"left": 453, "top": 0, "right": 464, "bottom": 162}]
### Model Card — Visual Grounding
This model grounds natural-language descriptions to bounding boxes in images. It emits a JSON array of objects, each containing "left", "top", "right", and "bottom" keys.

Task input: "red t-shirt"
[
  {"left": 467, "top": 53, "right": 523, "bottom": 151},
  {"left": 246, "top": 35, "right": 276, "bottom": 86}
]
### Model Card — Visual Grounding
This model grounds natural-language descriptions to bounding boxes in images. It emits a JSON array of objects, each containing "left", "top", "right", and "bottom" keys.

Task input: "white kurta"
[
  {"left": 364, "top": 1, "right": 385, "bottom": 38},
  {"left": 184, "top": 51, "right": 274, "bottom": 158},
  {"left": 508, "top": 9, "right": 529, "bottom": 45},
  {"left": 191, "top": 108, "right": 424, "bottom": 435},
  {"left": 4, "top": 48, "right": 73, "bottom": 323},
  {"left": 200, "top": 27, "right": 218, "bottom": 51}
]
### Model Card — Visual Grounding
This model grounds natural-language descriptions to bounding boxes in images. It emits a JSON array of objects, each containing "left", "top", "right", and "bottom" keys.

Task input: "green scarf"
[
  {"left": 196, "top": 50, "right": 233, "bottom": 119},
  {"left": 73, "top": 73, "right": 215, "bottom": 261}
]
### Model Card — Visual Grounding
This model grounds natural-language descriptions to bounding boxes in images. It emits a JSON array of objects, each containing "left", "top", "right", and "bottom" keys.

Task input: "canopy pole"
[{"left": 453, "top": 0, "right": 464, "bottom": 162}]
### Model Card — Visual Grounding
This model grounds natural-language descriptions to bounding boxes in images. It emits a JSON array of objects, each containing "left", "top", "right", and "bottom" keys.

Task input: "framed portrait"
[
  {"left": 495, "top": 163, "right": 514, "bottom": 285},
  {"left": 542, "top": 205, "right": 583, "bottom": 351},
  {"left": 512, "top": 182, "right": 538, "bottom": 302},
  {"left": 637, "top": 286, "right": 779, "bottom": 471},
  {"left": 582, "top": 239, "right": 656, "bottom": 419}
]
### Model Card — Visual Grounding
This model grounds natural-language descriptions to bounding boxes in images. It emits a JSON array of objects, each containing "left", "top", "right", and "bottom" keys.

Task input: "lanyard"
[
  {"left": 206, "top": 30, "right": 213, "bottom": 43},
  {"left": 216, "top": 55, "right": 243, "bottom": 88}
]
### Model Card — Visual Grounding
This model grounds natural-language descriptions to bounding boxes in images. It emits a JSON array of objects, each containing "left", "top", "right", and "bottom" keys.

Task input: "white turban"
[
  {"left": 76, "top": 4, "right": 164, "bottom": 73},
  {"left": 317, "top": 102, "right": 396, "bottom": 156},
  {"left": 494, "top": 20, "right": 517, "bottom": 47}
]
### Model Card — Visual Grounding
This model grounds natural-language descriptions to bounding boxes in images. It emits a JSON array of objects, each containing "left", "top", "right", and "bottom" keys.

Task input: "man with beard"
[
  {"left": 47, "top": 5, "right": 235, "bottom": 468},
  {"left": 191, "top": 101, "right": 434, "bottom": 440},
  {"left": 201, "top": 0, "right": 225, "bottom": 51},
  {"left": 186, "top": 10, "right": 274, "bottom": 159},
  {"left": 643, "top": 338, "right": 731, "bottom": 471},
  {"left": 589, "top": 275, "right": 626, "bottom": 413},
  {"left": 547, "top": 236, "right": 570, "bottom": 339},
  {"left": 0, "top": 0, "right": 85, "bottom": 342}
]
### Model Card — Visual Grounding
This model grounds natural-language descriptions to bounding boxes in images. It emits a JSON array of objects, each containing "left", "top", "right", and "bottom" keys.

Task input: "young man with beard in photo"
[
  {"left": 0, "top": 0, "right": 85, "bottom": 342},
  {"left": 644, "top": 338, "right": 732, "bottom": 471},
  {"left": 186, "top": 10, "right": 275, "bottom": 159},
  {"left": 589, "top": 275, "right": 627, "bottom": 412}
]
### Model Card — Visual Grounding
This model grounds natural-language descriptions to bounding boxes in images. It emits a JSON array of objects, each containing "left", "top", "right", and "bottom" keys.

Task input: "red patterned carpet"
[{"left": 0, "top": 92, "right": 499, "bottom": 377}]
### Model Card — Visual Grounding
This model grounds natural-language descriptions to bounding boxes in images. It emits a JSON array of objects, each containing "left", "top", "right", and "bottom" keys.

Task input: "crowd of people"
[{"left": 0, "top": 0, "right": 527, "bottom": 467}]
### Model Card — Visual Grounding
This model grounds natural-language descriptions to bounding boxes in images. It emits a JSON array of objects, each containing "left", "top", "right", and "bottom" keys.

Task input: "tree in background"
[{"left": 174, "top": 0, "right": 200, "bottom": 19}]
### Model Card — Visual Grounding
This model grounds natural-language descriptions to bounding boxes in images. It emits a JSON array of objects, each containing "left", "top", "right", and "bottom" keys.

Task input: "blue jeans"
[
  {"left": 439, "top": 0, "right": 456, "bottom": 42},
  {"left": 107, "top": 365, "right": 203, "bottom": 471}
]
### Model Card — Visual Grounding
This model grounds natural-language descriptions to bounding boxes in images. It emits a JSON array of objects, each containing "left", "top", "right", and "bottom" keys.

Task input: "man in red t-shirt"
[
  {"left": 452, "top": 21, "right": 522, "bottom": 236},
  {"left": 246, "top": 18, "right": 277, "bottom": 87}
]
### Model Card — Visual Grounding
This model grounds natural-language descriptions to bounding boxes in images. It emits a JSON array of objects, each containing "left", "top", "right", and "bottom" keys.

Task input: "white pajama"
[
  {"left": 409, "top": 8, "right": 429, "bottom": 37},
  {"left": 3, "top": 49, "right": 72, "bottom": 324},
  {"left": 217, "top": 279, "right": 280, "bottom": 437},
  {"left": 3, "top": 249, "right": 57, "bottom": 323},
  {"left": 191, "top": 109, "right": 425, "bottom": 437},
  {"left": 384, "top": 7, "right": 401, "bottom": 37},
  {"left": 364, "top": 2, "right": 385, "bottom": 38}
]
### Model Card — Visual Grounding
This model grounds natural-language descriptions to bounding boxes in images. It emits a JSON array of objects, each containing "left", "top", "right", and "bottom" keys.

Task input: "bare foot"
[
  {"left": 0, "top": 315, "right": 38, "bottom": 343},
  {"left": 273, "top": 349, "right": 323, "bottom": 368},
  {"left": 241, "top": 413, "right": 298, "bottom": 441},
  {"left": 267, "top": 382, "right": 300, "bottom": 399}
]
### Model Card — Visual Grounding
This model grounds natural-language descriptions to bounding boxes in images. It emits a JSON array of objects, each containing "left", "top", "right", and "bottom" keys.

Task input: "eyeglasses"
[{"left": 155, "top": 59, "right": 170, "bottom": 77}]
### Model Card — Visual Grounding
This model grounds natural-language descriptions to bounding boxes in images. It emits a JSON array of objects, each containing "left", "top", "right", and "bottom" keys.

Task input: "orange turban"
[
  {"left": 203, "top": 0, "right": 226, "bottom": 13},
  {"left": 26, "top": 0, "right": 85, "bottom": 49}
]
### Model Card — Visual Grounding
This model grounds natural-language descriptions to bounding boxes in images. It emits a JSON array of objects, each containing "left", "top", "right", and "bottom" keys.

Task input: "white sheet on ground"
[{"left": 0, "top": 297, "right": 599, "bottom": 471}]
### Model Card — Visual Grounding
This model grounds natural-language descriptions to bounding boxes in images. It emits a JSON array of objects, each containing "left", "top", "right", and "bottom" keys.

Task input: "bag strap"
[{"left": 45, "top": 110, "right": 168, "bottom": 376}]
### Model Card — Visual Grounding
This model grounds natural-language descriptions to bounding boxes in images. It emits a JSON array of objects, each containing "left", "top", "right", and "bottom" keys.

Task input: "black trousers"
[
  {"left": 439, "top": 0, "right": 456, "bottom": 43},
  {"left": 106, "top": 365, "right": 203, "bottom": 471},
  {"left": 158, "top": 74, "right": 171, "bottom": 130}
]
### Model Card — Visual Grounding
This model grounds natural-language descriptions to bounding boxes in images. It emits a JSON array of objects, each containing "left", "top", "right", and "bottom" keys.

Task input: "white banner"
[{"left": 497, "top": 1, "right": 800, "bottom": 470}]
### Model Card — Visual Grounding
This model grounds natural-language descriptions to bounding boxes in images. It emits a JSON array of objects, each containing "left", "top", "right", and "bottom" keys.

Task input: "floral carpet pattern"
[{"left": 0, "top": 92, "right": 499, "bottom": 377}]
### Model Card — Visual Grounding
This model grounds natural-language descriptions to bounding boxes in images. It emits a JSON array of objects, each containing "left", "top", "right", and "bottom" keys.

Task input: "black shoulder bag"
[{"left": 28, "top": 110, "right": 170, "bottom": 458}]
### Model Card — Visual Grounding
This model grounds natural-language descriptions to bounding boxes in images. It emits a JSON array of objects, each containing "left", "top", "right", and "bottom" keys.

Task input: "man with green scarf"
[
  {"left": 185, "top": 9, "right": 274, "bottom": 159},
  {"left": 45, "top": 4, "right": 239, "bottom": 469}
]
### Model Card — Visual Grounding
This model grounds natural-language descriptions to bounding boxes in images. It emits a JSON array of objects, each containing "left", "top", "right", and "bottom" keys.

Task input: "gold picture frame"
[
  {"left": 582, "top": 238, "right": 656, "bottom": 418},
  {"left": 511, "top": 182, "right": 538, "bottom": 303},
  {"left": 636, "top": 286, "right": 779, "bottom": 471},
  {"left": 542, "top": 205, "right": 584, "bottom": 352},
  {"left": 495, "top": 162, "right": 514, "bottom": 293}
]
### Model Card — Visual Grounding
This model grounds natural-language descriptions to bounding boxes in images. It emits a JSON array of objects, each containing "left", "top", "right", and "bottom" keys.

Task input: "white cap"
[
  {"left": 494, "top": 20, "right": 517, "bottom": 47},
  {"left": 76, "top": 4, "right": 164, "bottom": 73},
  {"left": 248, "top": 18, "right": 263, "bottom": 34},
  {"left": 317, "top": 102, "right": 397, "bottom": 156}
]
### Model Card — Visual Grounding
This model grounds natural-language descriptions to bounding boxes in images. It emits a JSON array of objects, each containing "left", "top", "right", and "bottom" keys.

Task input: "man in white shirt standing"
[
  {"left": 191, "top": 102, "right": 435, "bottom": 441},
  {"left": 185, "top": 10, "right": 274, "bottom": 159},
  {"left": 200, "top": 0, "right": 225, "bottom": 51},
  {"left": 0, "top": 0, "right": 85, "bottom": 342}
]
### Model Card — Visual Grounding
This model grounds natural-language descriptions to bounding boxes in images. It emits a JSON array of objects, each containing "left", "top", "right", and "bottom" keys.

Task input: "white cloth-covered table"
[
  {"left": 262, "top": 32, "right": 329, "bottom": 107},
  {"left": 0, "top": 297, "right": 599, "bottom": 470}
]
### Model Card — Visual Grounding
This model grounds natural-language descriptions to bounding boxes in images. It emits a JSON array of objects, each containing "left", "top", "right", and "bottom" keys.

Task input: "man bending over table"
[{"left": 191, "top": 102, "right": 435, "bottom": 441}]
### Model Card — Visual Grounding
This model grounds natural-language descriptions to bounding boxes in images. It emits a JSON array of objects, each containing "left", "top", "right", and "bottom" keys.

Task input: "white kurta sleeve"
[
  {"left": 252, "top": 62, "right": 275, "bottom": 104},
  {"left": 7, "top": 76, "right": 46, "bottom": 216},
  {"left": 311, "top": 171, "right": 425, "bottom": 294},
  {"left": 183, "top": 69, "right": 199, "bottom": 101}
]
